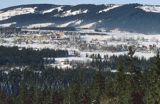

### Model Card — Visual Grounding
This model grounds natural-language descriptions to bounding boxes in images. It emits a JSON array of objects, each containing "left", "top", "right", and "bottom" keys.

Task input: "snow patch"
[
  {"left": 56, "top": 9, "right": 88, "bottom": 17},
  {"left": 42, "top": 6, "right": 63, "bottom": 14},
  {"left": 55, "top": 57, "right": 92, "bottom": 62},
  {"left": 79, "top": 22, "right": 96, "bottom": 28},
  {"left": 58, "top": 21, "right": 76, "bottom": 27},
  {"left": 0, "top": 7, "right": 37, "bottom": 21},
  {"left": 74, "top": 20, "right": 83, "bottom": 25},
  {"left": 58, "top": 20, "right": 83, "bottom": 27},
  {"left": 43, "top": 8, "right": 57, "bottom": 14},
  {"left": 0, "top": 22, "right": 16, "bottom": 27},
  {"left": 99, "top": 5, "right": 122, "bottom": 13},
  {"left": 27, "top": 23, "right": 55, "bottom": 28},
  {"left": 137, "top": 5, "right": 160, "bottom": 13},
  {"left": 57, "top": 6, "right": 63, "bottom": 12},
  {"left": 63, "top": 9, "right": 88, "bottom": 17}
]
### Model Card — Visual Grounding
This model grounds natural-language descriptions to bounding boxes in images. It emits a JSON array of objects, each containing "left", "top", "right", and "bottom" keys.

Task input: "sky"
[{"left": 0, "top": 0, "right": 160, "bottom": 9}]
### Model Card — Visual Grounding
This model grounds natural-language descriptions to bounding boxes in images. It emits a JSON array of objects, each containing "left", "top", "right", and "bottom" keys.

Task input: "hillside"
[{"left": 0, "top": 4, "right": 160, "bottom": 33}]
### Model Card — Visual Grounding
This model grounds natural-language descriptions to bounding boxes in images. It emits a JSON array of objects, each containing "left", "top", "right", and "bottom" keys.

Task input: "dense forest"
[
  {"left": 0, "top": 46, "right": 68, "bottom": 66},
  {"left": 0, "top": 47, "right": 160, "bottom": 104}
]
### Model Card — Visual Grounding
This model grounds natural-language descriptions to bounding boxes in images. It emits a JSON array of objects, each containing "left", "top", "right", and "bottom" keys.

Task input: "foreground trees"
[
  {"left": 0, "top": 61, "right": 160, "bottom": 104},
  {"left": 144, "top": 53, "right": 160, "bottom": 104},
  {"left": 0, "top": 47, "right": 160, "bottom": 104}
]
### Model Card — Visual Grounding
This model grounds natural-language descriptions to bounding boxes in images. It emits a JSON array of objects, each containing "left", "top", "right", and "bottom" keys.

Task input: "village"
[{"left": 0, "top": 28, "right": 159, "bottom": 69}]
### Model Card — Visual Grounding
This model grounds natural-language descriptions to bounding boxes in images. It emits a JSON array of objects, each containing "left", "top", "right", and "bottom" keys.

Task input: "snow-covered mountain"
[{"left": 0, "top": 4, "right": 160, "bottom": 33}]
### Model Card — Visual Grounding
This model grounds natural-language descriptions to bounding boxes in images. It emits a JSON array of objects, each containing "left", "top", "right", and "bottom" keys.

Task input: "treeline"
[
  {"left": 0, "top": 27, "right": 21, "bottom": 34},
  {"left": 32, "top": 27, "right": 77, "bottom": 31},
  {"left": 90, "top": 54, "right": 154, "bottom": 71},
  {"left": 0, "top": 46, "right": 68, "bottom": 66}
]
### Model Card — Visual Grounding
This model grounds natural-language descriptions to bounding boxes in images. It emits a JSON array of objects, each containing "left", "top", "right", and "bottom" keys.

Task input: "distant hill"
[{"left": 0, "top": 4, "right": 160, "bottom": 34}]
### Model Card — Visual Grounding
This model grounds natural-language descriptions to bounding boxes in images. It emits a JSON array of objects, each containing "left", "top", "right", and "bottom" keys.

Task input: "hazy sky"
[{"left": 0, "top": 0, "right": 160, "bottom": 9}]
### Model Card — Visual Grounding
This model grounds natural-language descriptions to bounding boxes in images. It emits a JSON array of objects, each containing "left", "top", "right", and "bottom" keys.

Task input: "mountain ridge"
[{"left": 0, "top": 3, "right": 160, "bottom": 34}]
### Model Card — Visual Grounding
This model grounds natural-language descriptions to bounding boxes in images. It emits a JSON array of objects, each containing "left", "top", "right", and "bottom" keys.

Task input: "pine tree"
[
  {"left": 81, "top": 89, "right": 91, "bottom": 104},
  {"left": 32, "top": 87, "right": 41, "bottom": 104},
  {"left": 0, "top": 89, "right": 6, "bottom": 104},
  {"left": 128, "top": 46, "right": 145, "bottom": 104},
  {"left": 114, "top": 63, "right": 132, "bottom": 104},
  {"left": 145, "top": 51, "right": 160, "bottom": 104},
  {"left": 69, "top": 81, "right": 81, "bottom": 104},
  {"left": 91, "top": 71, "right": 105, "bottom": 104},
  {"left": 49, "top": 90, "right": 63, "bottom": 104}
]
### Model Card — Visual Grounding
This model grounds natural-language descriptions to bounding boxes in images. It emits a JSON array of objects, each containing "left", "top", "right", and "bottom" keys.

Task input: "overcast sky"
[{"left": 0, "top": 0, "right": 160, "bottom": 9}]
